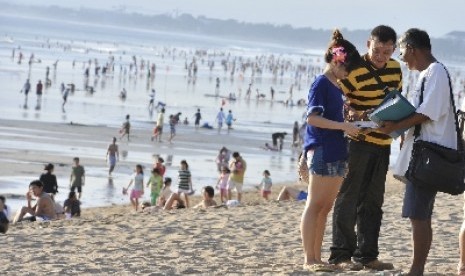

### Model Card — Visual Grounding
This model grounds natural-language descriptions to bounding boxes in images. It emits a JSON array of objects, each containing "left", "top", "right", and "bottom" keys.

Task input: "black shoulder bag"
[{"left": 405, "top": 63, "right": 465, "bottom": 195}]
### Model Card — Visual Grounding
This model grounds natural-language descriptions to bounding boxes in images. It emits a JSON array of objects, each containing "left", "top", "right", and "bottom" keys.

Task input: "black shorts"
[{"left": 71, "top": 185, "right": 82, "bottom": 193}]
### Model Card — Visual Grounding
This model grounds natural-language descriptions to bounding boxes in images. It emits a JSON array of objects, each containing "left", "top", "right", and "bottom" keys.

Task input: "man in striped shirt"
[{"left": 329, "top": 25, "right": 402, "bottom": 271}]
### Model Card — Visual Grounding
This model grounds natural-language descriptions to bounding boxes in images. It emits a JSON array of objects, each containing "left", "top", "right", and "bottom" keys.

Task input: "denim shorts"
[
  {"left": 307, "top": 147, "right": 348, "bottom": 177},
  {"left": 402, "top": 181, "right": 437, "bottom": 220}
]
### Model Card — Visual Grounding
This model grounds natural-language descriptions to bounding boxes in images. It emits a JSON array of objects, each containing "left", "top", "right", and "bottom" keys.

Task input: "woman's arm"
[
  {"left": 307, "top": 113, "right": 359, "bottom": 136},
  {"left": 127, "top": 179, "right": 133, "bottom": 190}
]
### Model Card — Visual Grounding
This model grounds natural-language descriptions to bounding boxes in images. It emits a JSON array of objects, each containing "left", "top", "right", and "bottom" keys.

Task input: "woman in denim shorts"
[{"left": 300, "top": 29, "right": 361, "bottom": 272}]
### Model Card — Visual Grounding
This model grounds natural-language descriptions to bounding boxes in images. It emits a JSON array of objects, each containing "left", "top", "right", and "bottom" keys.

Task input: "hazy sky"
[{"left": 11, "top": 0, "right": 465, "bottom": 37}]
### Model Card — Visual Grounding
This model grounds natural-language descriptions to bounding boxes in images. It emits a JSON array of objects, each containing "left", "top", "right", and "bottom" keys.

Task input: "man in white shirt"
[{"left": 379, "top": 28, "right": 456, "bottom": 276}]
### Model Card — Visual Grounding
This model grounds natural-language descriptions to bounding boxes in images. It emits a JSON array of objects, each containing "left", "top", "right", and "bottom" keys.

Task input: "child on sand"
[
  {"left": 258, "top": 170, "right": 272, "bottom": 200},
  {"left": 146, "top": 168, "right": 163, "bottom": 206},
  {"left": 63, "top": 191, "right": 81, "bottom": 218},
  {"left": 216, "top": 166, "right": 230, "bottom": 203},
  {"left": 125, "top": 164, "right": 144, "bottom": 211},
  {"left": 177, "top": 160, "right": 193, "bottom": 208},
  {"left": 158, "top": 177, "right": 173, "bottom": 207}
]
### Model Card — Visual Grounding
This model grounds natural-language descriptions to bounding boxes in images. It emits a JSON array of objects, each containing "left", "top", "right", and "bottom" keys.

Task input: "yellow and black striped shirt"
[{"left": 339, "top": 54, "right": 403, "bottom": 146}]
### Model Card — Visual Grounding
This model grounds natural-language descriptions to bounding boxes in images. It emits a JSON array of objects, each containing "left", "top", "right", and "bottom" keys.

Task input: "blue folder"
[{"left": 368, "top": 89, "right": 416, "bottom": 138}]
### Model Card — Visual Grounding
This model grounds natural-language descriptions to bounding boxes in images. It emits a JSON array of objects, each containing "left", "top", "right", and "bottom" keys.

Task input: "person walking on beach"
[
  {"left": 329, "top": 25, "right": 402, "bottom": 271},
  {"left": 216, "top": 166, "right": 230, "bottom": 203},
  {"left": 148, "top": 89, "right": 156, "bottom": 111},
  {"left": 168, "top": 114, "right": 177, "bottom": 143},
  {"left": 300, "top": 30, "right": 361, "bottom": 273},
  {"left": 125, "top": 164, "right": 144, "bottom": 211},
  {"left": 62, "top": 86, "right": 70, "bottom": 111},
  {"left": 147, "top": 168, "right": 163, "bottom": 206},
  {"left": 35, "top": 80, "right": 43, "bottom": 110},
  {"left": 120, "top": 114, "right": 130, "bottom": 141},
  {"left": 20, "top": 78, "right": 31, "bottom": 108},
  {"left": 225, "top": 110, "right": 235, "bottom": 133},
  {"left": 227, "top": 152, "right": 246, "bottom": 202},
  {"left": 39, "top": 163, "right": 59, "bottom": 200},
  {"left": 70, "top": 157, "right": 85, "bottom": 200},
  {"left": 153, "top": 155, "right": 166, "bottom": 177},
  {"left": 152, "top": 108, "right": 165, "bottom": 142},
  {"left": 194, "top": 108, "right": 202, "bottom": 130},
  {"left": 292, "top": 121, "right": 300, "bottom": 147},
  {"left": 215, "top": 108, "right": 226, "bottom": 133},
  {"left": 257, "top": 170, "right": 272, "bottom": 200},
  {"left": 177, "top": 160, "right": 193, "bottom": 208},
  {"left": 215, "top": 77, "right": 220, "bottom": 95},
  {"left": 379, "top": 29, "right": 456, "bottom": 276},
  {"left": 215, "top": 146, "right": 231, "bottom": 173},
  {"left": 106, "top": 137, "right": 119, "bottom": 177},
  {"left": 63, "top": 191, "right": 81, "bottom": 218}
]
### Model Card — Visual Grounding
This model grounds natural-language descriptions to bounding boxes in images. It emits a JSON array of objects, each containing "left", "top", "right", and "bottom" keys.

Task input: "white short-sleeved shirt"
[
  {"left": 132, "top": 173, "right": 144, "bottom": 191},
  {"left": 393, "top": 62, "right": 457, "bottom": 179}
]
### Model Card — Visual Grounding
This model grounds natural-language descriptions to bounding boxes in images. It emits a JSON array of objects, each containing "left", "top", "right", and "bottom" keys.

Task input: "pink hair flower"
[{"left": 332, "top": 46, "right": 347, "bottom": 64}]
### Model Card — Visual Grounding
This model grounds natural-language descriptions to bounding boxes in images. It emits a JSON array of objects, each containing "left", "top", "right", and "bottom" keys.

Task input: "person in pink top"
[{"left": 216, "top": 166, "right": 230, "bottom": 203}]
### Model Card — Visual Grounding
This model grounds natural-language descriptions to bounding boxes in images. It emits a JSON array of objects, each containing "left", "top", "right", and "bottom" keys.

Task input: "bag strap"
[{"left": 413, "top": 62, "right": 463, "bottom": 151}]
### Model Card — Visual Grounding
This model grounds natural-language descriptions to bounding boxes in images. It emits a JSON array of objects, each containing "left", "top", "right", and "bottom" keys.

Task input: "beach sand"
[{"left": 0, "top": 119, "right": 463, "bottom": 275}]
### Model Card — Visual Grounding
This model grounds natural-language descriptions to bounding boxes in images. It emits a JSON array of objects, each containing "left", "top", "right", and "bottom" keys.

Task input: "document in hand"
[{"left": 368, "top": 89, "right": 416, "bottom": 138}]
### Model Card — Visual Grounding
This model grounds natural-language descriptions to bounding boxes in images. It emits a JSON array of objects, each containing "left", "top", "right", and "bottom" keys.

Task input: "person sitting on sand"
[
  {"left": 64, "top": 191, "right": 81, "bottom": 218},
  {"left": 13, "top": 180, "right": 57, "bottom": 223},
  {"left": 193, "top": 186, "right": 217, "bottom": 209},
  {"left": 0, "top": 195, "right": 11, "bottom": 219},
  {"left": 162, "top": 193, "right": 187, "bottom": 211},
  {"left": 0, "top": 196, "right": 9, "bottom": 234},
  {"left": 157, "top": 177, "right": 173, "bottom": 207},
  {"left": 276, "top": 186, "right": 308, "bottom": 201},
  {"left": 141, "top": 195, "right": 186, "bottom": 213}
]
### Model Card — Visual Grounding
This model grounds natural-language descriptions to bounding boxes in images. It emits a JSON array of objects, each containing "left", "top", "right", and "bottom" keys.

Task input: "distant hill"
[{"left": 2, "top": 2, "right": 465, "bottom": 62}]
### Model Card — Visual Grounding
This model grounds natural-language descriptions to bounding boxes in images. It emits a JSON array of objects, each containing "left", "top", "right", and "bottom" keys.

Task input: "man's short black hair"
[
  {"left": 371, "top": 25, "right": 397, "bottom": 44},
  {"left": 204, "top": 186, "right": 215, "bottom": 198},
  {"left": 399, "top": 28, "right": 431, "bottom": 50},
  {"left": 29, "top": 180, "right": 44, "bottom": 188}
]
